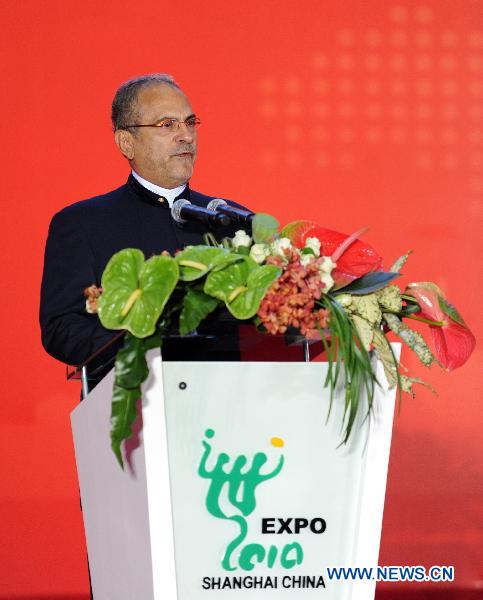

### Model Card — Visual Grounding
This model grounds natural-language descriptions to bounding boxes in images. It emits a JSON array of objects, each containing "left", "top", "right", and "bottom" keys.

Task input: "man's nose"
[{"left": 174, "top": 122, "right": 195, "bottom": 143}]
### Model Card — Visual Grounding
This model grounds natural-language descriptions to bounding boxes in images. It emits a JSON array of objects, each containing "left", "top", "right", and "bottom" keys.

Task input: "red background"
[{"left": 0, "top": 0, "right": 481, "bottom": 597}]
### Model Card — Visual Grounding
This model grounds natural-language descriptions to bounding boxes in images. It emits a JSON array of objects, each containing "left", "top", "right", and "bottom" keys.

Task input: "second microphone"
[{"left": 171, "top": 199, "right": 231, "bottom": 228}]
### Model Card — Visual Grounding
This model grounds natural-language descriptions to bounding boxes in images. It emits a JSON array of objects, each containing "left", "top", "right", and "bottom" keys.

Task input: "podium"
[{"left": 71, "top": 342, "right": 399, "bottom": 600}]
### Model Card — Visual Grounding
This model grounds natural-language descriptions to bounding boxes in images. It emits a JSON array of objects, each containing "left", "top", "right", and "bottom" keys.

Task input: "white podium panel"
[{"left": 71, "top": 349, "right": 398, "bottom": 600}]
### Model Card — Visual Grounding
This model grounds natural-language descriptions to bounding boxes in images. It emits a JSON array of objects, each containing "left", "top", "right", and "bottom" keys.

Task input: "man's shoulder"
[{"left": 54, "top": 183, "right": 128, "bottom": 222}]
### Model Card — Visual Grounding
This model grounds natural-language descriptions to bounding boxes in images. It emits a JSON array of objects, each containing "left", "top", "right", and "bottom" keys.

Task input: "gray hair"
[{"left": 111, "top": 73, "right": 181, "bottom": 131}]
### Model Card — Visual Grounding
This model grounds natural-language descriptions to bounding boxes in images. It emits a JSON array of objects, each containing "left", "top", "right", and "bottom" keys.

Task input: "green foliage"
[
  {"left": 204, "top": 257, "right": 281, "bottom": 319},
  {"left": 99, "top": 249, "right": 179, "bottom": 338},
  {"left": 175, "top": 246, "right": 241, "bottom": 281},
  {"left": 319, "top": 296, "right": 377, "bottom": 445},
  {"left": 143, "top": 328, "right": 163, "bottom": 351},
  {"left": 251, "top": 213, "right": 280, "bottom": 244},
  {"left": 96, "top": 224, "right": 460, "bottom": 467},
  {"left": 179, "top": 287, "right": 220, "bottom": 335},
  {"left": 110, "top": 385, "right": 139, "bottom": 468},
  {"left": 110, "top": 333, "right": 150, "bottom": 467},
  {"left": 114, "top": 334, "right": 149, "bottom": 389}
]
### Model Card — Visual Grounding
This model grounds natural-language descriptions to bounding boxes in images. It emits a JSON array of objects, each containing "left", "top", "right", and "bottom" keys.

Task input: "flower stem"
[
  {"left": 401, "top": 294, "right": 419, "bottom": 303},
  {"left": 406, "top": 314, "right": 446, "bottom": 327}
]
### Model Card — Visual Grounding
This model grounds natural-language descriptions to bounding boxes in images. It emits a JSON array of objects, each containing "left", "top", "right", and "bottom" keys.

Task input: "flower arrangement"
[{"left": 86, "top": 214, "right": 475, "bottom": 467}]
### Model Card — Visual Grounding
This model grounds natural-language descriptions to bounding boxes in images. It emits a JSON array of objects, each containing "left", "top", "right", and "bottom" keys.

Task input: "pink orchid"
[{"left": 406, "top": 282, "right": 476, "bottom": 371}]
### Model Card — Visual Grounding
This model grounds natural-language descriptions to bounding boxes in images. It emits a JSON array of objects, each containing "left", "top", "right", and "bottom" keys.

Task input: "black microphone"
[
  {"left": 207, "top": 199, "right": 255, "bottom": 228},
  {"left": 171, "top": 199, "right": 231, "bottom": 228}
]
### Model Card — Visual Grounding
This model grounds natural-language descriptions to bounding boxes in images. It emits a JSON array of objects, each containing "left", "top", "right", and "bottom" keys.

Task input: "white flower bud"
[
  {"left": 300, "top": 253, "right": 314, "bottom": 267},
  {"left": 249, "top": 243, "right": 270, "bottom": 264},
  {"left": 320, "top": 272, "right": 335, "bottom": 292},
  {"left": 319, "top": 255, "right": 337, "bottom": 274},
  {"left": 305, "top": 237, "right": 321, "bottom": 257},
  {"left": 232, "top": 230, "right": 252, "bottom": 249},
  {"left": 270, "top": 237, "right": 292, "bottom": 257}
]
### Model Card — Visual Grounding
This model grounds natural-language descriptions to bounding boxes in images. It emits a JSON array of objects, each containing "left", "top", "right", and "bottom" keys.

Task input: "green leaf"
[
  {"left": 109, "top": 332, "right": 154, "bottom": 468},
  {"left": 391, "top": 250, "right": 413, "bottom": 273},
  {"left": 320, "top": 296, "right": 377, "bottom": 445},
  {"left": 114, "top": 333, "right": 149, "bottom": 389},
  {"left": 143, "top": 328, "right": 163, "bottom": 351},
  {"left": 204, "top": 257, "right": 281, "bottom": 319},
  {"left": 99, "top": 251, "right": 179, "bottom": 338},
  {"left": 110, "top": 384, "right": 140, "bottom": 468},
  {"left": 175, "top": 246, "right": 241, "bottom": 281},
  {"left": 251, "top": 213, "right": 280, "bottom": 244},
  {"left": 333, "top": 272, "right": 400, "bottom": 295},
  {"left": 179, "top": 287, "right": 220, "bottom": 335}
]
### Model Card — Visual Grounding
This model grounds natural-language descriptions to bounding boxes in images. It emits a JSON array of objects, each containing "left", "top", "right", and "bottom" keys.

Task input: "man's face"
[{"left": 122, "top": 84, "right": 197, "bottom": 189}]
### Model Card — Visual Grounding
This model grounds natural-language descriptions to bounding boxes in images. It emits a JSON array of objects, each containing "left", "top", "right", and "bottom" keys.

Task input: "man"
[{"left": 40, "top": 74, "right": 244, "bottom": 384}]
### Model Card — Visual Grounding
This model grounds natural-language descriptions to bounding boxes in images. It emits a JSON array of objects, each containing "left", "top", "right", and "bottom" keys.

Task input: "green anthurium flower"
[
  {"left": 175, "top": 246, "right": 242, "bottom": 281},
  {"left": 204, "top": 256, "right": 281, "bottom": 319},
  {"left": 98, "top": 248, "right": 179, "bottom": 338}
]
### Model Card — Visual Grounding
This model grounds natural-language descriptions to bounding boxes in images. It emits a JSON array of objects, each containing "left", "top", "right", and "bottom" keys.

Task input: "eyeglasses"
[{"left": 124, "top": 116, "right": 201, "bottom": 134}]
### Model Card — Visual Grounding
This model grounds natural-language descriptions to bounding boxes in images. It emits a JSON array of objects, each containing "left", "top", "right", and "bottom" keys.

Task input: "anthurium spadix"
[
  {"left": 406, "top": 282, "right": 476, "bottom": 371},
  {"left": 175, "top": 246, "right": 242, "bottom": 281},
  {"left": 98, "top": 248, "right": 179, "bottom": 338}
]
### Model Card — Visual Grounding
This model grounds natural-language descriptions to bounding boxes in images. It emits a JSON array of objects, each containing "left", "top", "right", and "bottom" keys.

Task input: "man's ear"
[{"left": 114, "top": 129, "right": 135, "bottom": 160}]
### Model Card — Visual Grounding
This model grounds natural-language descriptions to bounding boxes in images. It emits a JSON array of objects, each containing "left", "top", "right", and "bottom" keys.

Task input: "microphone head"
[
  {"left": 207, "top": 198, "right": 228, "bottom": 212},
  {"left": 215, "top": 213, "right": 231, "bottom": 227},
  {"left": 171, "top": 198, "right": 191, "bottom": 223}
]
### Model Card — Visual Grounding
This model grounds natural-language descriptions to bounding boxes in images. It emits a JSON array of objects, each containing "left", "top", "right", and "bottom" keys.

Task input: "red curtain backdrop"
[{"left": 0, "top": 0, "right": 481, "bottom": 596}]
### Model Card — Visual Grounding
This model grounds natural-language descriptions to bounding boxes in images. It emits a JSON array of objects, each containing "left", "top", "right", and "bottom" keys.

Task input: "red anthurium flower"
[
  {"left": 281, "top": 220, "right": 384, "bottom": 288},
  {"left": 406, "top": 282, "right": 476, "bottom": 371}
]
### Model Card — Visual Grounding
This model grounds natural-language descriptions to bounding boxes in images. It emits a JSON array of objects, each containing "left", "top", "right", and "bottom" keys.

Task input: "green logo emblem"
[{"left": 198, "top": 429, "right": 303, "bottom": 572}]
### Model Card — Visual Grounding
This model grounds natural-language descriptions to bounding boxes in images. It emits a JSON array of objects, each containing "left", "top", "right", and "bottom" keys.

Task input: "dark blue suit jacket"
[{"left": 40, "top": 175, "right": 245, "bottom": 379}]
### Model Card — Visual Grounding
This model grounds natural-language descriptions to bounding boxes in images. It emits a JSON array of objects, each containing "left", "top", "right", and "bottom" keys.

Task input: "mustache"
[{"left": 172, "top": 145, "right": 196, "bottom": 156}]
